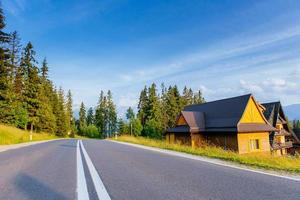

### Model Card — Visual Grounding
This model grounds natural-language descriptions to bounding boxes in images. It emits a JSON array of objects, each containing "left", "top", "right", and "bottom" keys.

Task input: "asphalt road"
[{"left": 0, "top": 139, "right": 299, "bottom": 200}]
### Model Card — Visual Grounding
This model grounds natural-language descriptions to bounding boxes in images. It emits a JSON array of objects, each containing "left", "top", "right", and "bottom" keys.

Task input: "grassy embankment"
[
  {"left": 0, "top": 124, "right": 60, "bottom": 145},
  {"left": 112, "top": 135, "right": 300, "bottom": 173}
]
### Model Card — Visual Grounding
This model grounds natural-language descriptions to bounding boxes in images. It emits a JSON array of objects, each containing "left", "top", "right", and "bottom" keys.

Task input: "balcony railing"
[{"left": 272, "top": 141, "right": 293, "bottom": 150}]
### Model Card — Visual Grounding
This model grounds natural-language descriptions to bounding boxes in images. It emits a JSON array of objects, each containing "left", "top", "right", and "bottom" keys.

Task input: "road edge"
[
  {"left": 0, "top": 139, "right": 66, "bottom": 153},
  {"left": 108, "top": 140, "right": 300, "bottom": 182}
]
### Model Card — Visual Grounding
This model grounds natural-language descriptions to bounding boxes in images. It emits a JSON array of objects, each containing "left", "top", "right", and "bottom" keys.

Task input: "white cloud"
[
  {"left": 240, "top": 80, "right": 264, "bottom": 93},
  {"left": 117, "top": 94, "right": 138, "bottom": 108}
]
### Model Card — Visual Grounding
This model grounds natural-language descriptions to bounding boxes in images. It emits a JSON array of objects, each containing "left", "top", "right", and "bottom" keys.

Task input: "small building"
[
  {"left": 166, "top": 94, "right": 276, "bottom": 154},
  {"left": 262, "top": 102, "right": 297, "bottom": 155}
]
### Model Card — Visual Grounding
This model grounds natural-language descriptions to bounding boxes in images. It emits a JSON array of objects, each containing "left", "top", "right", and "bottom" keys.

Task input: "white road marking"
[
  {"left": 80, "top": 140, "right": 111, "bottom": 200},
  {"left": 109, "top": 140, "right": 300, "bottom": 182},
  {"left": 76, "top": 140, "right": 90, "bottom": 200}
]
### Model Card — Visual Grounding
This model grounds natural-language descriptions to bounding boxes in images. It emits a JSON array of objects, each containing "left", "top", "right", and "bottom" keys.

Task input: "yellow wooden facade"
[
  {"left": 237, "top": 132, "right": 270, "bottom": 154},
  {"left": 239, "top": 97, "right": 266, "bottom": 124}
]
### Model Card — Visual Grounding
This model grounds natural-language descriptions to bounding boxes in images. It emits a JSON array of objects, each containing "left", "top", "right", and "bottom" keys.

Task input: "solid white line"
[
  {"left": 80, "top": 140, "right": 111, "bottom": 200},
  {"left": 76, "top": 140, "right": 90, "bottom": 200},
  {"left": 109, "top": 140, "right": 300, "bottom": 182}
]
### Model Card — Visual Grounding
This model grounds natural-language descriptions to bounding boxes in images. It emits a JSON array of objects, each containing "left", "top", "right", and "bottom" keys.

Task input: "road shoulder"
[
  {"left": 0, "top": 139, "right": 64, "bottom": 153},
  {"left": 108, "top": 140, "right": 300, "bottom": 182}
]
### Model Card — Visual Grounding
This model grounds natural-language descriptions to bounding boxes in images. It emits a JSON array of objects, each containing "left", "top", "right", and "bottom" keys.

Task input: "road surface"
[{"left": 0, "top": 139, "right": 299, "bottom": 200}]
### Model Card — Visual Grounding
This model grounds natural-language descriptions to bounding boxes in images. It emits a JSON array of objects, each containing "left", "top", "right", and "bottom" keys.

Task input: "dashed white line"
[
  {"left": 76, "top": 140, "right": 90, "bottom": 200},
  {"left": 80, "top": 140, "right": 111, "bottom": 200}
]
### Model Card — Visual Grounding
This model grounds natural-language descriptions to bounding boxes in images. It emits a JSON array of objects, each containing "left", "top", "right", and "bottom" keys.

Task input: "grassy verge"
[
  {"left": 112, "top": 135, "right": 300, "bottom": 173},
  {"left": 0, "top": 124, "right": 60, "bottom": 145}
]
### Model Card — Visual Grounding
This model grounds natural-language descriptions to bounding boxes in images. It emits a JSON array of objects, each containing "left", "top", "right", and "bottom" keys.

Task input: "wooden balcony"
[{"left": 272, "top": 141, "right": 293, "bottom": 150}]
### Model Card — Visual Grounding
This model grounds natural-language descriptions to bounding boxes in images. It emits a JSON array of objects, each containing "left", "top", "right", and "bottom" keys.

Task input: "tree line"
[
  {"left": 118, "top": 83, "right": 205, "bottom": 138},
  {"left": 77, "top": 90, "right": 117, "bottom": 138},
  {"left": 0, "top": 7, "right": 74, "bottom": 137}
]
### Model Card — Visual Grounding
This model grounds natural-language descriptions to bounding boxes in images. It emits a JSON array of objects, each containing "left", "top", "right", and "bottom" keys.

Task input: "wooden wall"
[{"left": 237, "top": 132, "right": 270, "bottom": 154}]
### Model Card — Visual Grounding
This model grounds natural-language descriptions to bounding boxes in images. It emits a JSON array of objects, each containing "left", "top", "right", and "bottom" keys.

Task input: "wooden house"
[
  {"left": 262, "top": 102, "right": 298, "bottom": 155},
  {"left": 166, "top": 94, "right": 276, "bottom": 154}
]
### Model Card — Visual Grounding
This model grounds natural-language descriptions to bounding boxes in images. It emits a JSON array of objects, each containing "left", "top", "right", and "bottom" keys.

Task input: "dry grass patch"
[{"left": 112, "top": 135, "right": 300, "bottom": 173}]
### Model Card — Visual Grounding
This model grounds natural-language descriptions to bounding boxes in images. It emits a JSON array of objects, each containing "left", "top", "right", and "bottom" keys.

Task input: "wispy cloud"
[
  {"left": 118, "top": 25, "right": 300, "bottom": 85},
  {"left": 3, "top": 0, "right": 26, "bottom": 16}
]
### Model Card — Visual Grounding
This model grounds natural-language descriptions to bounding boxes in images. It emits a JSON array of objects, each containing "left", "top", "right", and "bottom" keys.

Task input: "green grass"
[
  {"left": 0, "top": 124, "right": 60, "bottom": 145},
  {"left": 112, "top": 135, "right": 300, "bottom": 173}
]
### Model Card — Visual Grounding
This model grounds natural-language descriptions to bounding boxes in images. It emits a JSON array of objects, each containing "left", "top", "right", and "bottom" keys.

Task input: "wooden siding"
[
  {"left": 239, "top": 97, "right": 266, "bottom": 124},
  {"left": 205, "top": 133, "right": 238, "bottom": 151},
  {"left": 237, "top": 132, "right": 270, "bottom": 154},
  {"left": 177, "top": 115, "right": 187, "bottom": 125},
  {"left": 166, "top": 132, "right": 189, "bottom": 145}
]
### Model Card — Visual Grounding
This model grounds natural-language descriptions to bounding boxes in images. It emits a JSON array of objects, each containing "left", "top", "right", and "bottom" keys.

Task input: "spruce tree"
[
  {"left": 0, "top": 7, "right": 14, "bottom": 124},
  {"left": 87, "top": 107, "right": 94, "bottom": 126},
  {"left": 193, "top": 90, "right": 205, "bottom": 104},
  {"left": 41, "top": 58, "right": 49, "bottom": 79},
  {"left": 95, "top": 91, "right": 105, "bottom": 135},
  {"left": 56, "top": 87, "right": 67, "bottom": 136},
  {"left": 107, "top": 90, "right": 117, "bottom": 137},
  {"left": 146, "top": 83, "right": 163, "bottom": 138},
  {"left": 21, "top": 42, "right": 40, "bottom": 131},
  {"left": 79, "top": 102, "right": 87, "bottom": 135},
  {"left": 137, "top": 86, "right": 148, "bottom": 126},
  {"left": 126, "top": 107, "right": 135, "bottom": 121},
  {"left": 66, "top": 89, "right": 73, "bottom": 134}
]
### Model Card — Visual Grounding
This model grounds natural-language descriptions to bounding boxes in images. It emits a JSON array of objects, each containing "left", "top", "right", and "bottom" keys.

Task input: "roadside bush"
[
  {"left": 144, "top": 119, "right": 162, "bottom": 139},
  {"left": 80, "top": 125, "right": 100, "bottom": 138}
]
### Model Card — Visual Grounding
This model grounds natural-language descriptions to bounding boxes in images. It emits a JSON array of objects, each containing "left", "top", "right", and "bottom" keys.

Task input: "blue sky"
[{"left": 3, "top": 0, "right": 300, "bottom": 116}]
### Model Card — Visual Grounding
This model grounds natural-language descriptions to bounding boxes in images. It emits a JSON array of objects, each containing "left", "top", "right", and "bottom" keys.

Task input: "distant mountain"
[{"left": 283, "top": 104, "right": 300, "bottom": 120}]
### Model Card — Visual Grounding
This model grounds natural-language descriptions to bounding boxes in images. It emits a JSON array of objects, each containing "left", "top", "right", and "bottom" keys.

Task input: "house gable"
[
  {"left": 176, "top": 114, "right": 188, "bottom": 126},
  {"left": 239, "top": 96, "right": 267, "bottom": 124}
]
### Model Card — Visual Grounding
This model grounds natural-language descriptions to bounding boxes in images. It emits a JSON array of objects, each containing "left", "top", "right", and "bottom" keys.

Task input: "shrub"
[{"left": 144, "top": 119, "right": 162, "bottom": 139}]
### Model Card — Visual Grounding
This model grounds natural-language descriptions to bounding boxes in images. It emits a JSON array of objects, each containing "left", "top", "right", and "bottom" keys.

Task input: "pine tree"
[
  {"left": 21, "top": 42, "right": 40, "bottom": 132},
  {"left": 87, "top": 107, "right": 94, "bottom": 126},
  {"left": 41, "top": 58, "right": 49, "bottom": 79},
  {"left": 56, "top": 87, "right": 67, "bottom": 136},
  {"left": 193, "top": 90, "right": 205, "bottom": 104},
  {"left": 9, "top": 31, "right": 21, "bottom": 67},
  {"left": 35, "top": 58, "right": 56, "bottom": 133},
  {"left": 95, "top": 91, "right": 105, "bottom": 135},
  {"left": 66, "top": 90, "right": 73, "bottom": 134},
  {"left": 107, "top": 90, "right": 117, "bottom": 137},
  {"left": 181, "top": 86, "right": 194, "bottom": 107},
  {"left": 145, "top": 83, "right": 163, "bottom": 138},
  {"left": 137, "top": 86, "right": 148, "bottom": 126},
  {"left": 79, "top": 102, "right": 87, "bottom": 135},
  {"left": 165, "top": 85, "right": 181, "bottom": 128},
  {"left": 0, "top": 7, "right": 14, "bottom": 124},
  {"left": 126, "top": 107, "right": 135, "bottom": 121}
]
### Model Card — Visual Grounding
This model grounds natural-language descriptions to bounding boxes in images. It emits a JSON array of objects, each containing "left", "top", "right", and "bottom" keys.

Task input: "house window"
[{"left": 250, "top": 139, "right": 260, "bottom": 150}]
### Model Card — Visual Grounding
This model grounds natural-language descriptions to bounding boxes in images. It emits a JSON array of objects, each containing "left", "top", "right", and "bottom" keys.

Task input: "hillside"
[
  {"left": 283, "top": 104, "right": 300, "bottom": 120},
  {"left": 0, "top": 125, "right": 58, "bottom": 145}
]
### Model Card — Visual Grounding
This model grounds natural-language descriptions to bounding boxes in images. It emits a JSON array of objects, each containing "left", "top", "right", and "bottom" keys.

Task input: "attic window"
[{"left": 250, "top": 139, "right": 260, "bottom": 150}]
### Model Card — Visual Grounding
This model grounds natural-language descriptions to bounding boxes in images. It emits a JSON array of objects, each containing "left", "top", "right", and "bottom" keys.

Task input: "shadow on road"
[{"left": 14, "top": 173, "right": 67, "bottom": 200}]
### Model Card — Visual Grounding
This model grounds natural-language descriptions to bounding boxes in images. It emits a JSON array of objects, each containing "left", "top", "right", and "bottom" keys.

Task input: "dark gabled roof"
[
  {"left": 183, "top": 94, "right": 251, "bottom": 130},
  {"left": 261, "top": 102, "right": 281, "bottom": 127},
  {"left": 293, "top": 129, "right": 300, "bottom": 143},
  {"left": 262, "top": 101, "right": 293, "bottom": 132},
  {"left": 262, "top": 101, "right": 300, "bottom": 143},
  {"left": 180, "top": 111, "right": 205, "bottom": 132}
]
